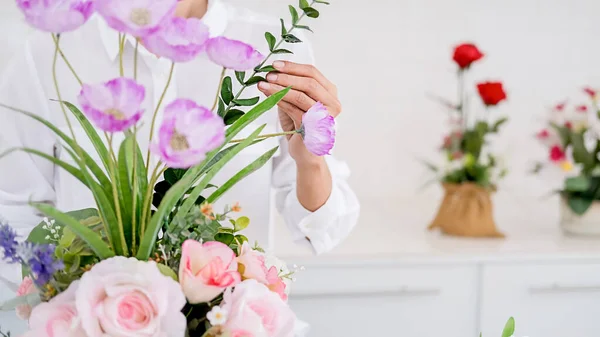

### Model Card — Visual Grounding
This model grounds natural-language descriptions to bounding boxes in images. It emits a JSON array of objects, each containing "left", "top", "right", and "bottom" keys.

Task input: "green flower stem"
[
  {"left": 457, "top": 69, "right": 465, "bottom": 130},
  {"left": 51, "top": 35, "right": 77, "bottom": 142},
  {"left": 141, "top": 162, "right": 166, "bottom": 237},
  {"left": 146, "top": 62, "right": 176, "bottom": 172},
  {"left": 222, "top": 0, "right": 316, "bottom": 117},
  {"left": 106, "top": 133, "right": 129, "bottom": 256},
  {"left": 229, "top": 130, "right": 297, "bottom": 143},
  {"left": 134, "top": 39, "right": 139, "bottom": 80},
  {"left": 211, "top": 67, "right": 227, "bottom": 111},
  {"left": 51, "top": 34, "right": 82, "bottom": 86},
  {"left": 119, "top": 34, "right": 126, "bottom": 77}
]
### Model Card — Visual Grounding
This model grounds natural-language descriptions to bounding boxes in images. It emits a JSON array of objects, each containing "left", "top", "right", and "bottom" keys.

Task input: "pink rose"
[
  {"left": 222, "top": 279, "right": 296, "bottom": 337},
  {"left": 266, "top": 267, "right": 288, "bottom": 301},
  {"left": 15, "top": 276, "right": 36, "bottom": 320},
  {"left": 179, "top": 240, "right": 241, "bottom": 304},
  {"left": 237, "top": 242, "right": 268, "bottom": 284},
  {"left": 21, "top": 281, "right": 86, "bottom": 337},
  {"left": 75, "top": 257, "right": 186, "bottom": 337}
]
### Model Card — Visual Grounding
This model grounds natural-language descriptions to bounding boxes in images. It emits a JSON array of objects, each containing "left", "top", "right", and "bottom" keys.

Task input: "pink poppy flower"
[
  {"left": 16, "top": 0, "right": 94, "bottom": 33},
  {"left": 299, "top": 102, "right": 336, "bottom": 156},
  {"left": 205, "top": 37, "right": 264, "bottom": 71},
  {"left": 96, "top": 0, "right": 177, "bottom": 38},
  {"left": 151, "top": 99, "right": 225, "bottom": 168},
  {"left": 142, "top": 16, "right": 210, "bottom": 62},
  {"left": 78, "top": 77, "right": 145, "bottom": 132}
]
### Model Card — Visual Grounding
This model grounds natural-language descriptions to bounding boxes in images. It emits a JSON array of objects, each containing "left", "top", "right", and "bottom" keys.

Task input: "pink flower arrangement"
[
  {"left": 151, "top": 99, "right": 225, "bottom": 168},
  {"left": 237, "top": 242, "right": 269, "bottom": 284},
  {"left": 96, "top": 0, "right": 178, "bottom": 38},
  {"left": 78, "top": 77, "right": 145, "bottom": 132},
  {"left": 15, "top": 276, "right": 35, "bottom": 320},
  {"left": 16, "top": 0, "right": 94, "bottom": 33},
  {"left": 206, "top": 37, "right": 265, "bottom": 71},
  {"left": 299, "top": 102, "right": 336, "bottom": 156}
]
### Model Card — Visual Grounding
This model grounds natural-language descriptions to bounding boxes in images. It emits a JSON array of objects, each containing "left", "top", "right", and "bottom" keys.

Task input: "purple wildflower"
[
  {"left": 16, "top": 0, "right": 95, "bottom": 33},
  {"left": 141, "top": 16, "right": 210, "bottom": 62},
  {"left": 28, "top": 244, "right": 63, "bottom": 286},
  {"left": 0, "top": 221, "right": 19, "bottom": 262},
  {"left": 205, "top": 37, "right": 264, "bottom": 71}
]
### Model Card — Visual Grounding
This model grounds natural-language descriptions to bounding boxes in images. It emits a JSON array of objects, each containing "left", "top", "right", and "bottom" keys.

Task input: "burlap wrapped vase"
[{"left": 428, "top": 182, "right": 504, "bottom": 238}]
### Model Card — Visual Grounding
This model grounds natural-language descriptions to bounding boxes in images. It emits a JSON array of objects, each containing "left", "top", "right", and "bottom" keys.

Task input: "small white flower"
[
  {"left": 299, "top": 266, "right": 305, "bottom": 271},
  {"left": 50, "top": 229, "right": 56, "bottom": 234},
  {"left": 45, "top": 235, "right": 50, "bottom": 240},
  {"left": 207, "top": 306, "right": 228, "bottom": 326}
]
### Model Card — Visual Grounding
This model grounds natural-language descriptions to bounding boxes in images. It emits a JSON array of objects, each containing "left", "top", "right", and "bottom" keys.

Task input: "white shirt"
[{"left": 0, "top": 1, "right": 359, "bottom": 255}]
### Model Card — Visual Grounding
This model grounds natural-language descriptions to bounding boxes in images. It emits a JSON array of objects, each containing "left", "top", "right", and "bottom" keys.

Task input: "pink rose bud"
[
  {"left": 237, "top": 242, "right": 268, "bottom": 284},
  {"left": 15, "top": 276, "right": 36, "bottom": 320}
]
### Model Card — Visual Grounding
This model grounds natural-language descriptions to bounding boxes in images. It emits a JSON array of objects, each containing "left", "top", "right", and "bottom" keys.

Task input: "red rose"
[
  {"left": 549, "top": 145, "right": 566, "bottom": 163},
  {"left": 452, "top": 43, "right": 484, "bottom": 69},
  {"left": 554, "top": 101, "right": 567, "bottom": 111},
  {"left": 477, "top": 81, "right": 507, "bottom": 106},
  {"left": 584, "top": 87, "right": 597, "bottom": 99},
  {"left": 576, "top": 105, "right": 588, "bottom": 113}
]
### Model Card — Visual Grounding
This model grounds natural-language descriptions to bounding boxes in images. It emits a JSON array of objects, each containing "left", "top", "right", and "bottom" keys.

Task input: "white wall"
[{"left": 2, "top": 0, "right": 600, "bottom": 256}]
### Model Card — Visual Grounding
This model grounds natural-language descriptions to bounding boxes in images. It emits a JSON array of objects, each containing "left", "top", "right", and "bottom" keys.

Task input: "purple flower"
[
  {"left": 151, "top": 99, "right": 225, "bottom": 168},
  {"left": 96, "top": 0, "right": 177, "bottom": 38},
  {"left": 16, "top": 0, "right": 94, "bottom": 33},
  {"left": 205, "top": 37, "right": 264, "bottom": 71},
  {"left": 27, "top": 244, "right": 63, "bottom": 286},
  {"left": 0, "top": 221, "right": 19, "bottom": 263},
  {"left": 141, "top": 17, "right": 210, "bottom": 62},
  {"left": 78, "top": 77, "right": 145, "bottom": 132},
  {"left": 300, "top": 102, "right": 336, "bottom": 156}
]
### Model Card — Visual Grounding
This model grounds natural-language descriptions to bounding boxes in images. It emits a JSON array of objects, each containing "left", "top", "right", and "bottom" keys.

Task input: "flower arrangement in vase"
[
  {"left": 0, "top": 0, "right": 335, "bottom": 336},
  {"left": 426, "top": 43, "right": 509, "bottom": 238},
  {"left": 533, "top": 87, "right": 600, "bottom": 236}
]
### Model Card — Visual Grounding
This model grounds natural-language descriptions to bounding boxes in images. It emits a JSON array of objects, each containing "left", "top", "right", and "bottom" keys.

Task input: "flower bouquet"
[
  {"left": 426, "top": 43, "right": 508, "bottom": 238},
  {"left": 0, "top": 0, "right": 335, "bottom": 335},
  {"left": 533, "top": 88, "right": 600, "bottom": 236}
]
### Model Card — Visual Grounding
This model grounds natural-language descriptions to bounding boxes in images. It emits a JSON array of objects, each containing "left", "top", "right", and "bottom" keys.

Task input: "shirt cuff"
[{"left": 283, "top": 180, "right": 355, "bottom": 255}]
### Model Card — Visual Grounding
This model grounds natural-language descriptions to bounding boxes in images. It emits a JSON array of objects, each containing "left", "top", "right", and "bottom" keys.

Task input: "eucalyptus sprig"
[{"left": 216, "top": 0, "right": 330, "bottom": 124}]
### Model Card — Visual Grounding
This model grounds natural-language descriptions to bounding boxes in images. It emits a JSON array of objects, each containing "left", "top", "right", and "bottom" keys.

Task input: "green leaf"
[
  {"left": 137, "top": 89, "right": 290, "bottom": 260},
  {"left": 62, "top": 101, "right": 111, "bottom": 173},
  {"left": 570, "top": 132, "right": 595, "bottom": 172},
  {"left": 207, "top": 146, "right": 279, "bottom": 204},
  {"left": 218, "top": 227, "right": 234, "bottom": 234},
  {"left": 245, "top": 76, "right": 266, "bottom": 85},
  {"left": 217, "top": 98, "right": 225, "bottom": 118},
  {"left": 232, "top": 97, "right": 260, "bottom": 106},
  {"left": 492, "top": 117, "right": 508, "bottom": 133},
  {"left": 224, "top": 109, "right": 245, "bottom": 126},
  {"left": 568, "top": 196, "right": 594, "bottom": 215},
  {"left": 215, "top": 233, "right": 234, "bottom": 246},
  {"left": 117, "top": 138, "right": 135, "bottom": 248},
  {"left": 234, "top": 216, "right": 250, "bottom": 232},
  {"left": 265, "top": 32, "right": 276, "bottom": 51},
  {"left": 314, "top": 0, "right": 330, "bottom": 4},
  {"left": 235, "top": 71, "right": 246, "bottom": 85},
  {"left": 289, "top": 5, "right": 299, "bottom": 24},
  {"left": 235, "top": 234, "right": 249, "bottom": 244},
  {"left": 302, "top": 7, "right": 320, "bottom": 18},
  {"left": 27, "top": 208, "right": 99, "bottom": 246},
  {"left": 221, "top": 76, "right": 234, "bottom": 105},
  {"left": 122, "top": 135, "right": 148, "bottom": 232},
  {"left": 550, "top": 123, "right": 571, "bottom": 148},
  {"left": 280, "top": 18, "right": 288, "bottom": 36},
  {"left": 59, "top": 227, "right": 77, "bottom": 247},
  {"left": 272, "top": 49, "right": 293, "bottom": 55},
  {"left": 294, "top": 25, "right": 313, "bottom": 32},
  {"left": 157, "top": 263, "right": 178, "bottom": 281},
  {"left": 501, "top": 317, "right": 515, "bottom": 337},
  {"left": 475, "top": 121, "right": 489, "bottom": 135},
  {"left": 283, "top": 34, "right": 302, "bottom": 43},
  {"left": 299, "top": 0, "right": 310, "bottom": 9},
  {"left": 256, "top": 66, "right": 277, "bottom": 73},
  {"left": 565, "top": 176, "right": 591, "bottom": 192},
  {"left": 164, "top": 168, "right": 187, "bottom": 185},
  {"left": 0, "top": 293, "right": 41, "bottom": 311},
  {"left": 33, "top": 203, "right": 114, "bottom": 259}
]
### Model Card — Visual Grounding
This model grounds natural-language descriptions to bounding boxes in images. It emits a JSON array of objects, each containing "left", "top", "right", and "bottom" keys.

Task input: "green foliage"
[
  {"left": 235, "top": 71, "right": 246, "bottom": 85},
  {"left": 562, "top": 176, "right": 600, "bottom": 215},
  {"left": 282, "top": 33, "right": 302, "bottom": 43},
  {"left": 501, "top": 317, "right": 515, "bottom": 337},
  {"left": 264, "top": 32, "right": 276, "bottom": 51},
  {"left": 220, "top": 77, "right": 234, "bottom": 105}
]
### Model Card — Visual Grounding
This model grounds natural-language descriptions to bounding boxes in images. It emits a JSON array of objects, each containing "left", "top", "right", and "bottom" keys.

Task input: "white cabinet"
[
  {"left": 480, "top": 263, "right": 600, "bottom": 337},
  {"left": 289, "top": 264, "right": 478, "bottom": 337}
]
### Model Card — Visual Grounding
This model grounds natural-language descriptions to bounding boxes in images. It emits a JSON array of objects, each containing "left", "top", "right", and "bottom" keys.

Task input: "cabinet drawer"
[
  {"left": 481, "top": 263, "right": 600, "bottom": 337},
  {"left": 289, "top": 264, "right": 477, "bottom": 337}
]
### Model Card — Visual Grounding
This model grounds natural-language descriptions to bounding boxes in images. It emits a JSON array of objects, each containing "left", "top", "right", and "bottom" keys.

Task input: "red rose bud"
[
  {"left": 554, "top": 101, "right": 567, "bottom": 111},
  {"left": 564, "top": 121, "right": 573, "bottom": 129},
  {"left": 452, "top": 43, "right": 484, "bottom": 69},
  {"left": 584, "top": 87, "right": 597, "bottom": 99},
  {"left": 477, "top": 81, "right": 507, "bottom": 106},
  {"left": 536, "top": 129, "right": 550, "bottom": 140},
  {"left": 549, "top": 145, "right": 566, "bottom": 163},
  {"left": 576, "top": 105, "right": 588, "bottom": 113}
]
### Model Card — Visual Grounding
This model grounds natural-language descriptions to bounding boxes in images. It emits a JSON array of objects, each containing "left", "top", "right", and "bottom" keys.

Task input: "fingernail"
[
  {"left": 258, "top": 82, "right": 270, "bottom": 90},
  {"left": 266, "top": 73, "right": 278, "bottom": 82},
  {"left": 273, "top": 61, "right": 285, "bottom": 70}
]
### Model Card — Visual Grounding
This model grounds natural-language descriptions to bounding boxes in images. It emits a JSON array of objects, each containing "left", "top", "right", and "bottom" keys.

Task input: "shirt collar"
[{"left": 98, "top": 0, "right": 228, "bottom": 62}]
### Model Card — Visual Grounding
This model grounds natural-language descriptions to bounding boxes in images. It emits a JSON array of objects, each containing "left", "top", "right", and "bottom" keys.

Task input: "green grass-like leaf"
[
  {"left": 501, "top": 317, "right": 515, "bottom": 337},
  {"left": 206, "top": 146, "right": 279, "bottom": 203}
]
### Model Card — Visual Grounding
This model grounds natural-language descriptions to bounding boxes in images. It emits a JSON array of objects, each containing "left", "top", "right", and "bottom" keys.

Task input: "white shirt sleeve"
[
  {"left": 270, "top": 37, "right": 360, "bottom": 255},
  {"left": 0, "top": 40, "right": 57, "bottom": 233}
]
